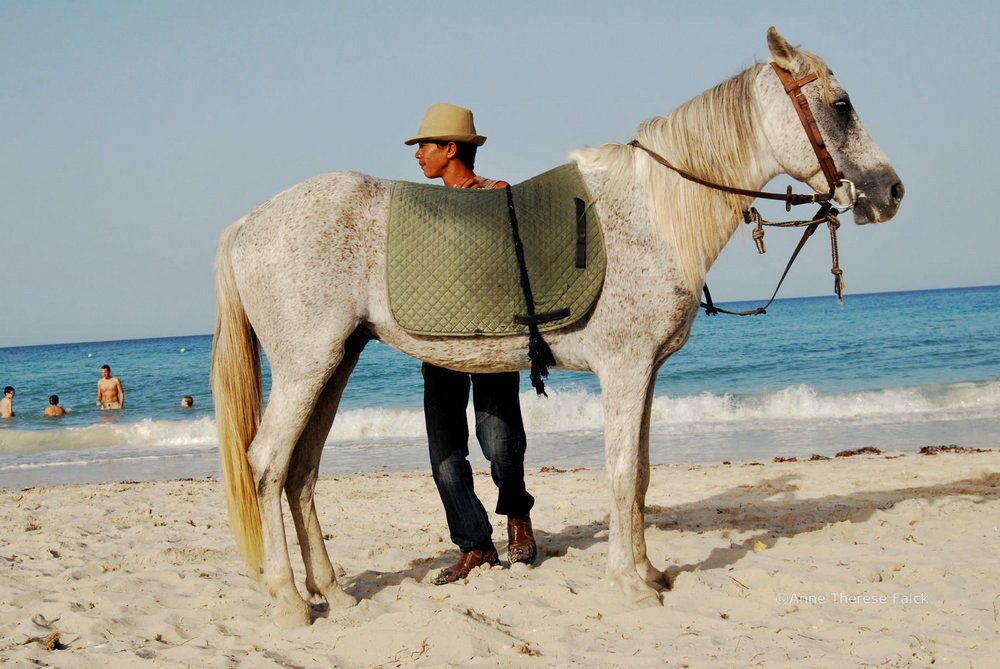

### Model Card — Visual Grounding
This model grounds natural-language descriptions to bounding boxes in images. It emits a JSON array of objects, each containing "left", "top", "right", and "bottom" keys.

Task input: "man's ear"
[{"left": 445, "top": 141, "right": 459, "bottom": 159}]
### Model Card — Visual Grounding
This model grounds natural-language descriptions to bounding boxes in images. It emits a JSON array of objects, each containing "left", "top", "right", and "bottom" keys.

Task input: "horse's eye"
[{"left": 833, "top": 97, "right": 853, "bottom": 115}]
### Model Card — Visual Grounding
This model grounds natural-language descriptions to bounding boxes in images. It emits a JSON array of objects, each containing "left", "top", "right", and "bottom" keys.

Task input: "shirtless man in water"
[
  {"left": 96, "top": 364, "right": 125, "bottom": 410},
  {"left": 44, "top": 395, "right": 67, "bottom": 416},
  {"left": 1, "top": 386, "right": 14, "bottom": 418}
]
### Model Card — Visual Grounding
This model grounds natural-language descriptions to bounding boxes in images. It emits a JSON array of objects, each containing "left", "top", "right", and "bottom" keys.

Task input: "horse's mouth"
[{"left": 851, "top": 191, "right": 903, "bottom": 225}]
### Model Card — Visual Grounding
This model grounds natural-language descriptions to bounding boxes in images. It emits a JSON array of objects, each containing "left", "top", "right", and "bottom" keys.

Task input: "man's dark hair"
[
  {"left": 3, "top": 386, "right": 13, "bottom": 395},
  {"left": 101, "top": 364, "right": 111, "bottom": 372},
  {"left": 49, "top": 395, "right": 59, "bottom": 405},
  {"left": 433, "top": 140, "right": 477, "bottom": 171},
  {"left": 453, "top": 141, "right": 478, "bottom": 171}
]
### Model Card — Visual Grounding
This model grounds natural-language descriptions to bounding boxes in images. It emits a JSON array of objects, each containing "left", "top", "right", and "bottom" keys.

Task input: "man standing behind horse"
[{"left": 405, "top": 103, "right": 537, "bottom": 584}]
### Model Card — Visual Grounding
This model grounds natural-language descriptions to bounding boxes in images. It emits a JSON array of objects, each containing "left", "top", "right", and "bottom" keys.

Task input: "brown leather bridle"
[
  {"left": 629, "top": 62, "right": 856, "bottom": 210},
  {"left": 770, "top": 62, "right": 842, "bottom": 202},
  {"left": 629, "top": 62, "right": 857, "bottom": 313}
]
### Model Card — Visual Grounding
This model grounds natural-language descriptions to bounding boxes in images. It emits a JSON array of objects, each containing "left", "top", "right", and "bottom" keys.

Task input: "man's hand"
[{"left": 453, "top": 176, "right": 480, "bottom": 189}]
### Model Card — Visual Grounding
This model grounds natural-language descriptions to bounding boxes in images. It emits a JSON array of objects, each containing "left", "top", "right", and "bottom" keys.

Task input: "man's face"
[
  {"left": 414, "top": 141, "right": 451, "bottom": 180},
  {"left": 101, "top": 368, "right": 110, "bottom": 379}
]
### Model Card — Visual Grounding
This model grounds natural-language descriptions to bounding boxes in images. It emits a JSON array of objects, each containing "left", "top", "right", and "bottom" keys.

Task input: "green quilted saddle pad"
[{"left": 387, "top": 163, "right": 605, "bottom": 336}]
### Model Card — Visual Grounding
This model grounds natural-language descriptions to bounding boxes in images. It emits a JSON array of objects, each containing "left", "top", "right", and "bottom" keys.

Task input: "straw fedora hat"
[{"left": 404, "top": 103, "right": 487, "bottom": 146}]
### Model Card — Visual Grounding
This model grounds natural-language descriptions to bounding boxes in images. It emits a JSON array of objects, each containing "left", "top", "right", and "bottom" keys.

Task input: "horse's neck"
[{"left": 635, "top": 65, "right": 774, "bottom": 293}]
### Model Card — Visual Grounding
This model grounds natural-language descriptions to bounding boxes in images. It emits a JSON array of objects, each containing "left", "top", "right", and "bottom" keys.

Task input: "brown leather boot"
[
  {"left": 507, "top": 516, "right": 537, "bottom": 565},
  {"left": 432, "top": 545, "right": 501, "bottom": 585}
]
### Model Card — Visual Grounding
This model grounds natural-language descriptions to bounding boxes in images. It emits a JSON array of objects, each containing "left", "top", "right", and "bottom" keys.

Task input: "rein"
[
  {"left": 702, "top": 205, "right": 843, "bottom": 316},
  {"left": 629, "top": 61, "right": 854, "bottom": 316},
  {"left": 628, "top": 139, "right": 832, "bottom": 210}
]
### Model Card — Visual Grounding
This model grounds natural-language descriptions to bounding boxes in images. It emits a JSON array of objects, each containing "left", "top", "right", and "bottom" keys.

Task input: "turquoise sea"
[{"left": 1, "top": 285, "right": 998, "bottom": 489}]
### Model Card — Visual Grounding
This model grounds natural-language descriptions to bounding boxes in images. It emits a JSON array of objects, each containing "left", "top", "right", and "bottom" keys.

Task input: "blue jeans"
[{"left": 423, "top": 363, "right": 534, "bottom": 553}]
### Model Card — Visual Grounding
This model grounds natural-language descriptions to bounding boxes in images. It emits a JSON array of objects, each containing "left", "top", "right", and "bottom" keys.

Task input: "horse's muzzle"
[{"left": 851, "top": 177, "right": 904, "bottom": 225}]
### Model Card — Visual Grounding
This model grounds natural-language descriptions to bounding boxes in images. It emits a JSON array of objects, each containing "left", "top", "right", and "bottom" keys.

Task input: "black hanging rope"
[
  {"left": 505, "top": 185, "right": 556, "bottom": 395},
  {"left": 700, "top": 203, "right": 841, "bottom": 316}
]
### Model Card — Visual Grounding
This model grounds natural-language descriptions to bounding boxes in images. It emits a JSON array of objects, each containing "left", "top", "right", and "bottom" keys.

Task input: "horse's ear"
[{"left": 767, "top": 26, "right": 799, "bottom": 71}]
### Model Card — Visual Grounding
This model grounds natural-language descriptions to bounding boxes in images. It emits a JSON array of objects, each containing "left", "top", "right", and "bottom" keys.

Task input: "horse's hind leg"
[
  {"left": 249, "top": 372, "right": 331, "bottom": 628},
  {"left": 285, "top": 335, "right": 366, "bottom": 611}
]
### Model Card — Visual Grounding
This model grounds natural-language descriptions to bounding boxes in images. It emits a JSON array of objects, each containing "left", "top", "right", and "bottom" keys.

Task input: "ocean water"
[{"left": 1, "top": 285, "right": 997, "bottom": 489}]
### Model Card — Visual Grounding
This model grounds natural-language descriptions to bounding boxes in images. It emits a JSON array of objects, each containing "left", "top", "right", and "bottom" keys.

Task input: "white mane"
[
  {"left": 573, "top": 63, "right": 767, "bottom": 293},
  {"left": 574, "top": 52, "right": 839, "bottom": 294}
]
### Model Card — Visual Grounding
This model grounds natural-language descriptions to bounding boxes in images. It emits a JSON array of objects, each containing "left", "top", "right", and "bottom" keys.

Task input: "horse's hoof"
[
  {"left": 612, "top": 574, "right": 662, "bottom": 608},
  {"left": 272, "top": 599, "right": 313, "bottom": 628},
  {"left": 628, "top": 585, "right": 662, "bottom": 608},
  {"left": 637, "top": 560, "right": 671, "bottom": 591},
  {"left": 325, "top": 585, "right": 357, "bottom": 610}
]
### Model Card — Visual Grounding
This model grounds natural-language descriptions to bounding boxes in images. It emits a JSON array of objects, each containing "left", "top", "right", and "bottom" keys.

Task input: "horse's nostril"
[{"left": 891, "top": 181, "right": 905, "bottom": 204}]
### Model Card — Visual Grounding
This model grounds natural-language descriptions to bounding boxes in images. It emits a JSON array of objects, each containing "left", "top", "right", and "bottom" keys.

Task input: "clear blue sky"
[{"left": 2, "top": 1, "right": 997, "bottom": 347}]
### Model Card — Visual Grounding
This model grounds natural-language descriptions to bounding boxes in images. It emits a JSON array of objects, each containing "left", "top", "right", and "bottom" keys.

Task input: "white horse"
[{"left": 212, "top": 27, "right": 903, "bottom": 626}]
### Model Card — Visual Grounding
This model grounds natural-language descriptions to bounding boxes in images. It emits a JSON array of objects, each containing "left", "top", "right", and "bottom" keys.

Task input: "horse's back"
[
  {"left": 225, "top": 171, "right": 391, "bottom": 356},
  {"left": 237, "top": 170, "right": 388, "bottom": 233},
  {"left": 229, "top": 170, "right": 389, "bottom": 267}
]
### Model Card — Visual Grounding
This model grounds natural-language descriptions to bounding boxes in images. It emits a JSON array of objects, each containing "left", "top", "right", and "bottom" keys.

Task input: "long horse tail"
[{"left": 211, "top": 219, "right": 264, "bottom": 580}]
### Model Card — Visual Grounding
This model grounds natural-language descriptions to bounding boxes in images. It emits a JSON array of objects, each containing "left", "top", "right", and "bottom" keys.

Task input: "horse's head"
[{"left": 758, "top": 27, "right": 904, "bottom": 224}]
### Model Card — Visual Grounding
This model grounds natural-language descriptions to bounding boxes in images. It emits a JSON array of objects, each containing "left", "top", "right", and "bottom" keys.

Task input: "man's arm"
[
  {"left": 116, "top": 379, "right": 125, "bottom": 408},
  {"left": 96, "top": 382, "right": 102, "bottom": 406}
]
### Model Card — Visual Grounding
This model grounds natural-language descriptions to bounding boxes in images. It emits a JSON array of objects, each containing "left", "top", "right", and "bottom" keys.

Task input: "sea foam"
[{"left": 1, "top": 380, "right": 995, "bottom": 455}]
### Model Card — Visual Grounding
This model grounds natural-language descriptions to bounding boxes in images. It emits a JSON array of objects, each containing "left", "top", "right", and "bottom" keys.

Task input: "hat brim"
[{"left": 404, "top": 133, "right": 487, "bottom": 146}]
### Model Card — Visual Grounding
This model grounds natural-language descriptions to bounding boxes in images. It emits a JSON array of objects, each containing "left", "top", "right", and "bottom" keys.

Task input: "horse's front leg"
[
  {"left": 631, "top": 377, "right": 670, "bottom": 590},
  {"left": 599, "top": 365, "right": 661, "bottom": 607},
  {"left": 285, "top": 352, "right": 362, "bottom": 612}
]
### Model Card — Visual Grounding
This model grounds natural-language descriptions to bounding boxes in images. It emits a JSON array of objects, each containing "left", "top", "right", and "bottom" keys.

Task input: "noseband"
[{"left": 630, "top": 61, "right": 857, "bottom": 314}]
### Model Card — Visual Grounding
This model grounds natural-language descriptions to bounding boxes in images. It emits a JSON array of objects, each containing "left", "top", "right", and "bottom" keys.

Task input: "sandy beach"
[{"left": 1, "top": 447, "right": 998, "bottom": 668}]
